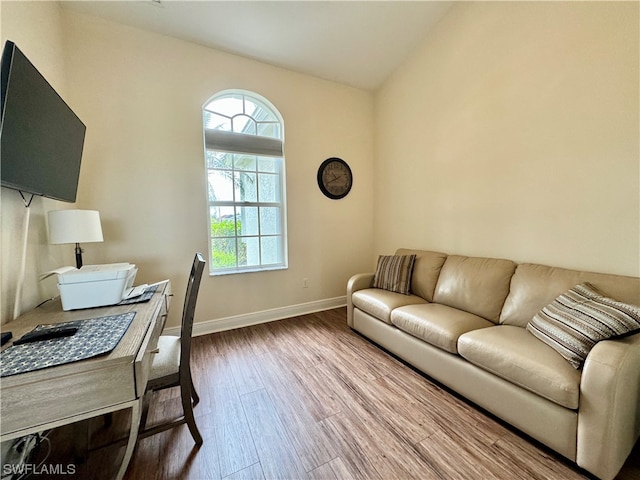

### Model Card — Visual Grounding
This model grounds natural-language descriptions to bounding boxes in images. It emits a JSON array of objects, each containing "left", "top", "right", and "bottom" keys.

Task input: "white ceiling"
[{"left": 60, "top": 1, "right": 453, "bottom": 90}]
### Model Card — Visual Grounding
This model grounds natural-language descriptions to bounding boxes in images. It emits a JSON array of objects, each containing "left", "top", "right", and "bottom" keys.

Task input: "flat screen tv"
[{"left": 0, "top": 40, "right": 85, "bottom": 203}]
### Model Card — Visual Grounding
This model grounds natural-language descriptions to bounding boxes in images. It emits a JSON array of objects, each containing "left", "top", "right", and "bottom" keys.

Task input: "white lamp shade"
[{"left": 48, "top": 209, "right": 104, "bottom": 244}]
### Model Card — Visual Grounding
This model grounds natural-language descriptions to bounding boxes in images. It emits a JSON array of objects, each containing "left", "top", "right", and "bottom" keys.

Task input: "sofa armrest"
[
  {"left": 346, "top": 273, "right": 375, "bottom": 327},
  {"left": 577, "top": 332, "right": 640, "bottom": 480}
]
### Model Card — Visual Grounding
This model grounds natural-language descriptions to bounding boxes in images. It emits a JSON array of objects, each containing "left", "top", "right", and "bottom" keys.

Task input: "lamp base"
[{"left": 74, "top": 243, "right": 83, "bottom": 269}]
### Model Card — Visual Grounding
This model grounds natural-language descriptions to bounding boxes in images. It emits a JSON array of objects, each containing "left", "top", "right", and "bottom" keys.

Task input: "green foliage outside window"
[{"left": 211, "top": 218, "right": 247, "bottom": 268}]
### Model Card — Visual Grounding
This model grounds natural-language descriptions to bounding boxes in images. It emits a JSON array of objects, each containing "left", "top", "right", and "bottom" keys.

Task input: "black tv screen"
[{"left": 0, "top": 40, "right": 85, "bottom": 203}]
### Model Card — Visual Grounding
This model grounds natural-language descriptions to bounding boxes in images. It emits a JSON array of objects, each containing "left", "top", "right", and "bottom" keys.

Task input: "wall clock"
[{"left": 317, "top": 157, "right": 353, "bottom": 200}]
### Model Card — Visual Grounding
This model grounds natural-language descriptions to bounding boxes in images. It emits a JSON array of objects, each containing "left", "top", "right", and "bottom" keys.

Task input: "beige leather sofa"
[{"left": 347, "top": 248, "right": 640, "bottom": 480}]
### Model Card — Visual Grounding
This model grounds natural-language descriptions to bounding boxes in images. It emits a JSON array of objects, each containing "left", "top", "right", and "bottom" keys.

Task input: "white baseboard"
[{"left": 163, "top": 296, "right": 347, "bottom": 337}]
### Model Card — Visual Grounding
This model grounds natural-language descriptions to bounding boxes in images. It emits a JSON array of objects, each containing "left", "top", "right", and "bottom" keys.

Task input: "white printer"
[{"left": 57, "top": 263, "right": 138, "bottom": 311}]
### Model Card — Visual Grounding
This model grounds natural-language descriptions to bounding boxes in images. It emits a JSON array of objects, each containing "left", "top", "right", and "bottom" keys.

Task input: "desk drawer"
[
  {"left": 1, "top": 361, "right": 135, "bottom": 436},
  {"left": 133, "top": 283, "right": 172, "bottom": 396},
  {"left": 162, "top": 282, "right": 172, "bottom": 321},
  {"left": 133, "top": 312, "right": 165, "bottom": 398}
]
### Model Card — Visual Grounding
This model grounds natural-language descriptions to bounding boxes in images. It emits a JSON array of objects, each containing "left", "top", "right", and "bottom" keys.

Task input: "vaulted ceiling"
[{"left": 61, "top": 1, "right": 453, "bottom": 90}]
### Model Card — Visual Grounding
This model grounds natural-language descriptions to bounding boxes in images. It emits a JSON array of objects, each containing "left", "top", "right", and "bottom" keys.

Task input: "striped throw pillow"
[
  {"left": 526, "top": 283, "right": 640, "bottom": 369},
  {"left": 372, "top": 255, "right": 416, "bottom": 295}
]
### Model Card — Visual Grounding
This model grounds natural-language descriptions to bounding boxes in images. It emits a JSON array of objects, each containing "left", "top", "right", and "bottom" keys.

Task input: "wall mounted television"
[{"left": 0, "top": 40, "right": 86, "bottom": 203}]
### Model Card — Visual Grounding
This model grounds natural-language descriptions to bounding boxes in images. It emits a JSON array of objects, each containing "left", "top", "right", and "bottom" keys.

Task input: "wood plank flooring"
[{"left": 41, "top": 308, "right": 640, "bottom": 479}]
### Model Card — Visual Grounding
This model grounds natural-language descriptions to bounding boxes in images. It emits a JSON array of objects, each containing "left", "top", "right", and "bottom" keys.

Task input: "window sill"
[{"left": 210, "top": 265, "right": 288, "bottom": 277}]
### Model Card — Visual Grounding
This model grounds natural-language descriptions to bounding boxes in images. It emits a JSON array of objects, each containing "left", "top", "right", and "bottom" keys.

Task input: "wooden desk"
[{"left": 0, "top": 281, "right": 171, "bottom": 480}]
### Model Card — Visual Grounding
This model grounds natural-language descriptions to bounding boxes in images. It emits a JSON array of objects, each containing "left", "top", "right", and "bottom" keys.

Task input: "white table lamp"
[{"left": 48, "top": 209, "right": 104, "bottom": 269}]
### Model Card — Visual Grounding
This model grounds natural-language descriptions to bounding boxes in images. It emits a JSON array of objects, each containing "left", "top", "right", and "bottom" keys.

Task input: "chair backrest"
[{"left": 179, "top": 253, "right": 206, "bottom": 374}]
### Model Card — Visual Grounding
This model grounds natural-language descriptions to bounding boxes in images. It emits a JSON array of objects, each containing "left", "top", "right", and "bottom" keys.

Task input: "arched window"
[{"left": 203, "top": 91, "right": 287, "bottom": 274}]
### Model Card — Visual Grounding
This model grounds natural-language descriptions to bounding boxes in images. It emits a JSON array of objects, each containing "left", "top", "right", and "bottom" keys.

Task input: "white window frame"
[{"left": 203, "top": 90, "right": 287, "bottom": 275}]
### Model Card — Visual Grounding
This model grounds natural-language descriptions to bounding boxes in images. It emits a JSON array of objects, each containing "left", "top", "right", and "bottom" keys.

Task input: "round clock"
[{"left": 317, "top": 157, "right": 353, "bottom": 200}]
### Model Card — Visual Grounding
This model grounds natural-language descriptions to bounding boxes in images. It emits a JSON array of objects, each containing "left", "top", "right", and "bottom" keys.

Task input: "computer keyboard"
[{"left": 122, "top": 284, "right": 148, "bottom": 300}]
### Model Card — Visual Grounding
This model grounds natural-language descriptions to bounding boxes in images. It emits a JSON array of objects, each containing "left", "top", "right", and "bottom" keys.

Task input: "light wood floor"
[{"left": 47, "top": 307, "right": 639, "bottom": 479}]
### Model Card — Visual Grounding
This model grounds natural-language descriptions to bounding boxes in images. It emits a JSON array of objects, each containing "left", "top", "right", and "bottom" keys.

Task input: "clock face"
[{"left": 317, "top": 157, "right": 353, "bottom": 199}]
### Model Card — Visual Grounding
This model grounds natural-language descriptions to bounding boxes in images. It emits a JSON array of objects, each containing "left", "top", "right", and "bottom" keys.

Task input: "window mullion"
[
  {"left": 255, "top": 163, "right": 262, "bottom": 264},
  {"left": 209, "top": 201, "right": 280, "bottom": 208}
]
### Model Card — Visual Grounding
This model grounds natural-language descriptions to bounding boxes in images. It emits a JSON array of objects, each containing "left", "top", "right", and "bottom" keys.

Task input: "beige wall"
[
  {"left": 60, "top": 11, "right": 374, "bottom": 329},
  {"left": 1, "top": 1, "right": 73, "bottom": 324},
  {"left": 375, "top": 1, "right": 639, "bottom": 277}
]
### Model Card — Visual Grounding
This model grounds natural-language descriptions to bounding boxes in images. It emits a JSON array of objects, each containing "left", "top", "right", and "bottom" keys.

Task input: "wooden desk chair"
[{"left": 138, "top": 253, "right": 205, "bottom": 445}]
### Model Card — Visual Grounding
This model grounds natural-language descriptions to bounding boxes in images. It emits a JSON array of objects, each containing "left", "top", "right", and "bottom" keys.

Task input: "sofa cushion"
[
  {"left": 372, "top": 254, "right": 416, "bottom": 295},
  {"left": 391, "top": 303, "right": 494, "bottom": 354},
  {"left": 527, "top": 283, "right": 640, "bottom": 369},
  {"left": 500, "top": 263, "right": 640, "bottom": 328},
  {"left": 458, "top": 325, "right": 582, "bottom": 409},
  {"left": 395, "top": 249, "right": 447, "bottom": 302},
  {"left": 433, "top": 255, "right": 516, "bottom": 323},
  {"left": 352, "top": 288, "right": 427, "bottom": 324}
]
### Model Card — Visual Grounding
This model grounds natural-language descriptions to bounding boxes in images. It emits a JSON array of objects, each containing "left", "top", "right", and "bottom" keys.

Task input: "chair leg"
[
  {"left": 189, "top": 372, "right": 200, "bottom": 407},
  {"left": 181, "top": 380, "right": 202, "bottom": 445},
  {"left": 139, "top": 391, "right": 152, "bottom": 432}
]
